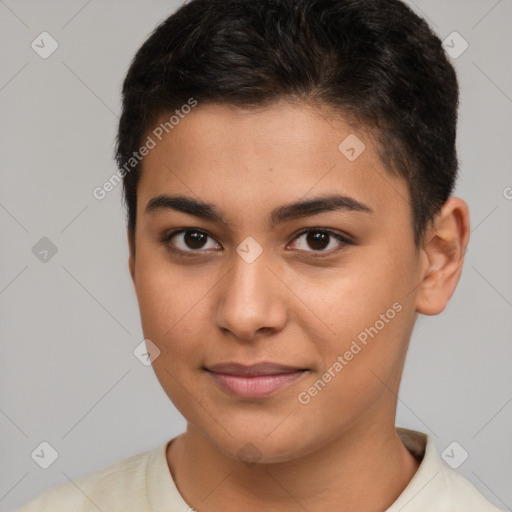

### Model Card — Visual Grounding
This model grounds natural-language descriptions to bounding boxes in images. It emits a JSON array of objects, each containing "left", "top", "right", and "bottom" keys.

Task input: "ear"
[
  {"left": 415, "top": 197, "right": 470, "bottom": 316},
  {"left": 127, "top": 228, "right": 136, "bottom": 283}
]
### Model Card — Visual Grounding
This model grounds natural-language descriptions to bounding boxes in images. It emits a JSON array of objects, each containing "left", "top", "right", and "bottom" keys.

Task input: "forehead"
[{"left": 137, "top": 101, "right": 410, "bottom": 225}]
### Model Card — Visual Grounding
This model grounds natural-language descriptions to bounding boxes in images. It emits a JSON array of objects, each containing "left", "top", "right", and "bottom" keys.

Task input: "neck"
[{"left": 166, "top": 417, "right": 420, "bottom": 512}]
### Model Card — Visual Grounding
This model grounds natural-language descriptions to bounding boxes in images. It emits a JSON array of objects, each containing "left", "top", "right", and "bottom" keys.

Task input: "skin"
[{"left": 128, "top": 100, "right": 470, "bottom": 511}]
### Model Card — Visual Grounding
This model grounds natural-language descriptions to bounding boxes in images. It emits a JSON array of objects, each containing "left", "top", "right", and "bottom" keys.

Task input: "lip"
[{"left": 205, "top": 362, "right": 308, "bottom": 399}]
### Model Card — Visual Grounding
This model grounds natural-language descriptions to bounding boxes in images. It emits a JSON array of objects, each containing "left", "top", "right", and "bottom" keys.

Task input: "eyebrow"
[{"left": 145, "top": 193, "right": 374, "bottom": 227}]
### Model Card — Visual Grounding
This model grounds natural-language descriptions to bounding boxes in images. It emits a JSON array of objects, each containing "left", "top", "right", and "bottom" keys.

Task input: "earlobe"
[{"left": 415, "top": 197, "right": 470, "bottom": 316}]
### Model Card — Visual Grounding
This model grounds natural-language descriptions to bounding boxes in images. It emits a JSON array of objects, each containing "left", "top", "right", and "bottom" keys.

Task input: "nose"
[{"left": 214, "top": 252, "right": 289, "bottom": 342}]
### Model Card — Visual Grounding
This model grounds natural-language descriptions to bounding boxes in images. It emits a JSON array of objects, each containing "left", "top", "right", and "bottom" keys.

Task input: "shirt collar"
[{"left": 386, "top": 427, "right": 445, "bottom": 511}]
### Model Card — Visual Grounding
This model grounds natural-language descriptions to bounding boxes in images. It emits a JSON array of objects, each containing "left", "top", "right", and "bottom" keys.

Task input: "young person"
[{"left": 18, "top": 0, "right": 502, "bottom": 510}]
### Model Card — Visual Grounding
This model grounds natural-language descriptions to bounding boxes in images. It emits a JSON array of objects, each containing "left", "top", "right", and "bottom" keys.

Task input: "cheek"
[
  {"left": 295, "top": 304, "right": 412, "bottom": 436},
  {"left": 297, "top": 250, "right": 415, "bottom": 393},
  {"left": 292, "top": 251, "right": 412, "bottom": 342},
  {"left": 131, "top": 243, "right": 229, "bottom": 419},
  {"left": 134, "top": 255, "right": 215, "bottom": 365},
  {"left": 134, "top": 265, "right": 208, "bottom": 411}
]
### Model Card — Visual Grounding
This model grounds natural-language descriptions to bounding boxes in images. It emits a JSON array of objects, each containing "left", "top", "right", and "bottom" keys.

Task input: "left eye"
[
  {"left": 161, "top": 228, "right": 351, "bottom": 256},
  {"left": 290, "top": 229, "right": 351, "bottom": 254}
]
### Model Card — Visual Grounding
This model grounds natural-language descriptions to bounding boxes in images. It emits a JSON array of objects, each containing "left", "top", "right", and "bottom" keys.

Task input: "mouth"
[{"left": 204, "top": 362, "right": 309, "bottom": 399}]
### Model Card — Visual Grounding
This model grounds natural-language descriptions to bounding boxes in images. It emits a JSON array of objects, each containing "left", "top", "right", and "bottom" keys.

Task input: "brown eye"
[
  {"left": 181, "top": 230, "right": 208, "bottom": 249},
  {"left": 305, "top": 231, "right": 330, "bottom": 250},
  {"left": 163, "top": 229, "right": 221, "bottom": 253},
  {"left": 291, "top": 229, "right": 352, "bottom": 255}
]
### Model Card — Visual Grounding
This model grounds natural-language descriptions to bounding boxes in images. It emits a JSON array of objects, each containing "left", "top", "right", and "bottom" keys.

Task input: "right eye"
[{"left": 161, "top": 228, "right": 222, "bottom": 256}]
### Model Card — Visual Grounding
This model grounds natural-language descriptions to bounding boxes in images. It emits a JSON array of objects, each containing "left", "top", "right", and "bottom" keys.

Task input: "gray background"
[{"left": 1, "top": 0, "right": 511, "bottom": 510}]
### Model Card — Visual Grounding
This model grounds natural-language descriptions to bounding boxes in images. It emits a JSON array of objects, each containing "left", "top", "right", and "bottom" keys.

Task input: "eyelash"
[{"left": 159, "top": 227, "right": 353, "bottom": 258}]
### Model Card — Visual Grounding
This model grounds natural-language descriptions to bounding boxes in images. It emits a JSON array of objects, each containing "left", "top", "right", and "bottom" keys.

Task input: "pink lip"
[{"left": 206, "top": 362, "right": 308, "bottom": 399}]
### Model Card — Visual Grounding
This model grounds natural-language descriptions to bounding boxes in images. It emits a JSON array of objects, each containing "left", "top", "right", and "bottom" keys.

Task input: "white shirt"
[{"left": 17, "top": 427, "right": 503, "bottom": 511}]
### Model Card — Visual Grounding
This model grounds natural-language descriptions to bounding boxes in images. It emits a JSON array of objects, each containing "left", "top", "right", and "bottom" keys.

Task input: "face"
[{"left": 129, "top": 100, "right": 425, "bottom": 463}]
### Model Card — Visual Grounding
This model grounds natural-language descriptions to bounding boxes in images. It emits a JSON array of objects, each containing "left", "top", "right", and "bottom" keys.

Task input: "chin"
[{"left": 199, "top": 418, "right": 326, "bottom": 466}]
